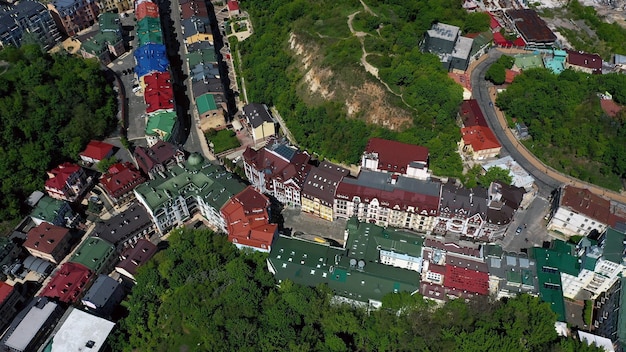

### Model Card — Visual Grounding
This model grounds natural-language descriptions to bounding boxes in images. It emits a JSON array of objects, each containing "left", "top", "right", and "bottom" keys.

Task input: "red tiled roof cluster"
[
  {"left": 461, "top": 126, "right": 501, "bottom": 151},
  {"left": 242, "top": 146, "right": 312, "bottom": 192},
  {"left": 561, "top": 185, "right": 611, "bottom": 225},
  {"left": 144, "top": 72, "right": 174, "bottom": 113},
  {"left": 443, "top": 263, "right": 489, "bottom": 295},
  {"left": 100, "top": 162, "right": 146, "bottom": 200},
  {"left": 0, "top": 282, "right": 14, "bottom": 305},
  {"left": 488, "top": 12, "right": 501, "bottom": 30},
  {"left": 40, "top": 262, "right": 94, "bottom": 304},
  {"left": 80, "top": 140, "right": 115, "bottom": 162},
  {"left": 221, "top": 186, "right": 277, "bottom": 251},
  {"left": 135, "top": 1, "right": 159, "bottom": 21},
  {"left": 45, "top": 162, "right": 82, "bottom": 192},
  {"left": 24, "top": 223, "right": 70, "bottom": 256},
  {"left": 227, "top": 0, "right": 239, "bottom": 11},
  {"left": 364, "top": 138, "right": 429, "bottom": 174},
  {"left": 458, "top": 100, "right": 487, "bottom": 127}
]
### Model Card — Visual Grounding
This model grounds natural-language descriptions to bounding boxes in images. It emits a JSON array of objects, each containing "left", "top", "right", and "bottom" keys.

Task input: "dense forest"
[
  {"left": 0, "top": 45, "right": 117, "bottom": 222},
  {"left": 111, "top": 228, "right": 602, "bottom": 352},
  {"left": 237, "top": 0, "right": 490, "bottom": 176},
  {"left": 496, "top": 68, "right": 626, "bottom": 190}
]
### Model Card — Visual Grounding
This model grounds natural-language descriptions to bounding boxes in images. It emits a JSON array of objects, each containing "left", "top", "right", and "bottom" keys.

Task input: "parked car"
[{"left": 515, "top": 226, "right": 523, "bottom": 235}]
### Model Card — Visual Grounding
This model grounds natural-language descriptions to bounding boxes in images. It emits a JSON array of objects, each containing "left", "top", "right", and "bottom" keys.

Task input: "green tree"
[
  {"left": 478, "top": 166, "right": 513, "bottom": 186},
  {"left": 96, "top": 156, "right": 119, "bottom": 173}
]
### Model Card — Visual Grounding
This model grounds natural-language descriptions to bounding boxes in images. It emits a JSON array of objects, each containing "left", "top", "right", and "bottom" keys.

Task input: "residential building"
[
  {"left": 0, "top": 0, "right": 61, "bottom": 51},
  {"left": 135, "top": 0, "right": 159, "bottom": 21},
  {"left": 505, "top": 9, "right": 557, "bottom": 47},
  {"left": 22, "top": 256, "right": 54, "bottom": 277},
  {"left": 41, "top": 307, "right": 115, "bottom": 352},
  {"left": 485, "top": 247, "right": 538, "bottom": 299},
  {"left": 334, "top": 170, "right": 441, "bottom": 233},
  {"left": 422, "top": 22, "right": 474, "bottom": 71},
  {"left": 79, "top": 140, "right": 115, "bottom": 164},
  {"left": 227, "top": 0, "right": 240, "bottom": 17},
  {"left": 242, "top": 139, "right": 311, "bottom": 207},
  {"left": 97, "top": 0, "right": 132, "bottom": 13},
  {"left": 566, "top": 49, "right": 603, "bottom": 75},
  {"left": 434, "top": 182, "right": 525, "bottom": 242},
  {"left": 221, "top": 186, "right": 278, "bottom": 252},
  {"left": 91, "top": 204, "right": 155, "bottom": 250},
  {"left": 133, "top": 140, "right": 185, "bottom": 179},
  {"left": 40, "top": 262, "right": 94, "bottom": 304},
  {"left": 136, "top": 16, "right": 163, "bottom": 46},
  {"left": 24, "top": 223, "right": 72, "bottom": 264},
  {"left": 267, "top": 234, "right": 420, "bottom": 309},
  {"left": 482, "top": 156, "right": 535, "bottom": 191},
  {"left": 0, "top": 236, "right": 22, "bottom": 271},
  {"left": 144, "top": 76, "right": 174, "bottom": 114},
  {"left": 0, "top": 297, "right": 64, "bottom": 352},
  {"left": 243, "top": 103, "right": 276, "bottom": 144},
  {"left": 44, "top": 162, "right": 89, "bottom": 202},
  {"left": 30, "top": 196, "right": 80, "bottom": 228},
  {"left": 134, "top": 43, "right": 169, "bottom": 79},
  {"left": 99, "top": 162, "right": 147, "bottom": 204},
  {"left": 81, "top": 275, "right": 125, "bottom": 317},
  {"left": 142, "top": 70, "right": 171, "bottom": 97},
  {"left": 69, "top": 237, "right": 117, "bottom": 275},
  {"left": 145, "top": 111, "right": 178, "bottom": 145},
  {"left": 457, "top": 99, "right": 488, "bottom": 127},
  {"left": 115, "top": 238, "right": 158, "bottom": 282},
  {"left": 181, "top": 16, "right": 213, "bottom": 45},
  {"left": 196, "top": 93, "right": 225, "bottom": 121},
  {"left": 301, "top": 161, "right": 350, "bottom": 221},
  {"left": 577, "top": 331, "right": 615, "bottom": 352},
  {"left": 360, "top": 138, "right": 430, "bottom": 180},
  {"left": 459, "top": 125, "right": 501, "bottom": 160},
  {"left": 0, "top": 282, "right": 26, "bottom": 332},
  {"left": 547, "top": 185, "right": 610, "bottom": 237},
  {"left": 134, "top": 154, "right": 246, "bottom": 234},
  {"left": 80, "top": 13, "right": 125, "bottom": 65},
  {"left": 179, "top": 0, "right": 209, "bottom": 22},
  {"left": 591, "top": 279, "right": 621, "bottom": 346},
  {"left": 48, "top": 0, "right": 100, "bottom": 37}
]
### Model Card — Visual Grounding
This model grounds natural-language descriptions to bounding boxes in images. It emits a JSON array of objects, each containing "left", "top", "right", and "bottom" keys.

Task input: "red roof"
[
  {"left": 364, "top": 138, "right": 429, "bottom": 174},
  {"left": 461, "top": 125, "right": 501, "bottom": 151},
  {"left": 116, "top": 239, "right": 158, "bottom": 278},
  {"left": 561, "top": 186, "right": 610, "bottom": 224},
  {"left": 488, "top": 12, "right": 501, "bottom": 30},
  {"left": 80, "top": 140, "right": 115, "bottom": 161},
  {"left": 24, "top": 223, "right": 71, "bottom": 257},
  {"left": 44, "top": 162, "right": 82, "bottom": 192},
  {"left": 513, "top": 37, "right": 526, "bottom": 47},
  {"left": 135, "top": 1, "right": 159, "bottom": 21},
  {"left": 181, "top": 0, "right": 208, "bottom": 20},
  {"left": 100, "top": 162, "right": 146, "bottom": 199},
  {"left": 134, "top": 140, "right": 183, "bottom": 175},
  {"left": 566, "top": 50, "right": 603, "bottom": 73},
  {"left": 600, "top": 99, "right": 624, "bottom": 118},
  {"left": 443, "top": 264, "right": 489, "bottom": 295},
  {"left": 40, "top": 262, "right": 94, "bottom": 303},
  {"left": 458, "top": 100, "right": 487, "bottom": 127},
  {"left": 0, "top": 282, "right": 14, "bottom": 305},
  {"left": 505, "top": 69, "right": 521, "bottom": 84},
  {"left": 227, "top": 0, "right": 239, "bottom": 11},
  {"left": 427, "top": 263, "right": 447, "bottom": 275},
  {"left": 242, "top": 145, "right": 312, "bottom": 191},
  {"left": 221, "top": 186, "right": 277, "bottom": 251},
  {"left": 144, "top": 72, "right": 174, "bottom": 113},
  {"left": 448, "top": 72, "right": 472, "bottom": 92}
]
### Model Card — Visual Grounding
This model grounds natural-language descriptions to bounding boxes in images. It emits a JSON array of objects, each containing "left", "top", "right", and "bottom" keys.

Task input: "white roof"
[
  {"left": 5, "top": 300, "right": 59, "bottom": 351},
  {"left": 49, "top": 308, "right": 115, "bottom": 352},
  {"left": 482, "top": 156, "right": 534, "bottom": 190},
  {"left": 577, "top": 331, "right": 615, "bottom": 352}
]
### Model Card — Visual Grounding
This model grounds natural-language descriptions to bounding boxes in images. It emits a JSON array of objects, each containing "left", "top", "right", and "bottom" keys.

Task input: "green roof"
[
  {"left": 81, "top": 32, "right": 122, "bottom": 55},
  {"left": 514, "top": 53, "right": 544, "bottom": 70},
  {"left": 604, "top": 228, "right": 626, "bottom": 264},
  {"left": 187, "top": 49, "right": 217, "bottom": 67},
  {"left": 484, "top": 244, "right": 504, "bottom": 258},
  {"left": 196, "top": 94, "right": 218, "bottom": 114},
  {"left": 138, "top": 30, "right": 163, "bottom": 46},
  {"left": 137, "top": 17, "right": 161, "bottom": 34},
  {"left": 145, "top": 111, "right": 177, "bottom": 140},
  {"left": 70, "top": 237, "right": 116, "bottom": 274},
  {"left": 470, "top": 31, "right": 493, "bottom": 56},
  {"left": 134, "top": 161, "right": 245, "bottom": 213},
  {"left": 30, "top": 196, "right": 67, "bottom": 223},
  {"left": 618, "top": 278, "right": 626, "bottom": 347},
  {"left": 345, "top": 217, "right": 423, "bottom": 262},
  {"left": 99, "top": 13, "right": 120, "bottom": 32}
]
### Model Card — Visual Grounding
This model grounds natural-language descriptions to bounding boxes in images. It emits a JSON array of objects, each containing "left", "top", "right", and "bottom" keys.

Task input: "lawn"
[{"left": 205, "top": 129, "right": 240, "bottom": 154}]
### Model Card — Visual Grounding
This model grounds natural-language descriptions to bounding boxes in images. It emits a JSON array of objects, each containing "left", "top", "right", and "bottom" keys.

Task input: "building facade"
[
  {"left": 44, "top": 162, "right": 89, "bottom": 202},
  {"left": 48, "top": 0, "right": 100, "bottom": 37},
  {"left": 547, "top": 186, "right": 610, "bottom": 238},
  {"left": 0, "top": 1, "right": 61, "bottom": 51},
  {"left": 301, "top": 161, "right": 350, "bottom": 221}
]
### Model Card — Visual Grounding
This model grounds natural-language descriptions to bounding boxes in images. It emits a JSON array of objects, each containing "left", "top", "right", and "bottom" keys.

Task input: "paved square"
[{"left": 282, "top": 208, "right": 347, "bottom": 246}]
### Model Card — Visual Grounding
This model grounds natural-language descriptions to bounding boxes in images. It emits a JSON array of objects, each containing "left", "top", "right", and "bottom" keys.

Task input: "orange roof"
[
  {"left": 221, "top": 186, "right": 277, "bottom": 250},
  {"left": 505, "top": 69, "right": 521, "bottom": 84},
  {"left": 561, "top": 186, "right": 610, "bottom": 224},
  {"left": 600, "top": 99, "right": 623, "bottom": 118},
  {"left": 448, "top": 72, "right": 472, "bottom": 92},
  {"left": 461, "top": 126, "right": 500, "bottom": 151}
]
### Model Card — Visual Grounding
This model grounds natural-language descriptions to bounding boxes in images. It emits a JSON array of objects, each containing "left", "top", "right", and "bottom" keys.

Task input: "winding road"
[{"left": 471, "top": 49, "right": 626, "bottom": 203}]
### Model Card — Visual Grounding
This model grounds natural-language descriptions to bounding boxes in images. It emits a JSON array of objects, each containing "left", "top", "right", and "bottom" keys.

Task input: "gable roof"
[
  {"left": 100, "top": 162, "right": 146, "bottom": 199},
  {"left": 461, "top": 125, "right": 501, "bottom": 151},
  {"left": 135, "top": 1, "right": 159, "bottom": 21},
  {"left": 80, "top": 140, "right": 114, "bottom": 161},
  {"left": 45, "top": 162, "right": 82, "bottom": 191},
  {"left": 302, "top": 161, "right": 349, "bottom": 206},
  {"left": 145, "top": 111, "right": 177, "bottom": 140},
  {"left": 180, "top": 0, "right": 208, "bottom": 20},
  {"left": 116, "top": 239, "right": 158, "bottom": 278},
  {"left": 364, "top": 138, "right": 429, "bottom": 174},
  {"left": 69, "top": 237, "right": 116, "bottom": 273},
  {"left": 221, "top": 186, "right": 277, "bottom": 250},
  {"left": 227, "top": 0, "right": 239, "bottom": 11},
  {"left": 243, "top": 103, "right": 274, "bottom": 128},
  {"left": 133, "top": 140, "right": 183, "bottom": 175},
  {"left": 81, "top": 275, "right": 122, "bottom": 309},
  {"left": 560, "top": 185, "right": 611, "bottom": 225},
  {"left": 24, "top": 223, "right": 70, "bottom": 255},
  {"left": 458, "top": 99, "right": 487, "bottom": 127},
  {"left": 40, "top": 262, "right": 94, "bottom": 303},
  {"left": 134, "top": 44, "right": 169, "bottom": 78},
  {"left": 566, "top": 49, "right": 602, "bottom": 73},
  {"left": 196, "top": 93, "right": 218, "bottom": 114},
  {"left": 506, "top": 9, "right": 556, "bottom": 45},
  {"left": 243, "top": 143, "right": 312, "bottom": 188},
  {"left": 0, "top": 282, "right": 14, "bottom": 305}
]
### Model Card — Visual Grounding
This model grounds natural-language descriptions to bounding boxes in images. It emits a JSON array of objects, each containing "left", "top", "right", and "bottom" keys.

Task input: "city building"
[
  {"left": 79, "top": 140, "right": 115, "bottom": 164},
  {"left": 115, "top": 238, "right": 158, "bottom": 282},
  {"left": 30, "top": 196, "right": 80, "bottom": 228},
  {"left": 505, "top": 9, "right": 557, "bottom": 47},
  {"left": 0, "top": 236, "right": 22, "bottom": 272},
  {"left": 334, "top": 170, "right": 441, "bottom": 233},
  {"left": 135, "top": 0, "right": 159, "bottom": 21},
  {"left": 0, "top": 297, "right": 64, "bottom": 352},
  {"left": 97, "top": 0, "right": 132, "bottom": 13},
  {"left": 181, "top": 16, "right": 213, "bottom": 45},
  {"left": 91, "top": 204, "right": 155, "bottom": 250},
  {"left": 227, "top": 0, "right": 240, "bottom": 17},
  {"left": 457, "top": 99, "right": 488, "bottom": 127},
  {"left": 179, "top": 0, "right": 209, "bottom": 22},
  {"left": 0, "top": 282, "right": 26, "bottom": 332},
  {"left": 81, "top": 275, "right": 125, "bottom": 317},
  {"left": 48, "top": 0, "right": 100, "bottom": 37},
  {"left": 243, "top": 103, "right": 276, "bottom": 144},
  {"left": 134, "top": 154, "right": 246, "bottom": 234},
  {"left": 485, "top": 247, "right": 538, "bottom": 299},
  {"left": 0, "top": 0, "right": 61, "bottom": 51},
  {"left": 40, "top": 262, "right": 94, "bottom": 304},
  {"left": 44, "top": 162, "right": 89, "bottom": 202},
  {"left": 434, "top": 182, "right": 525, "bottom": 242},
  {"left": 301, "top": 161, "right": 350, "bottom": 221},
  {"left": 547, "top": 185, "right": 610, "bottom": 237},
  {"left": 69, "top": 237, "right": 117, "bottom": 275},
  {"left": 133, "top": 140, "right": 185, "bottom": 179},
  {"left": 422, "top": 22, "right": 474, "bottom": 71},
  {"left": 41, "top": 307, "right": 115, "bottom": 352},
  {"left": 221, "top": 186, "right": 278, "bottom": 252},
  {"left": 565, "top": 49, "right": 603, "bottom": 75},
  {"left": 145, "top": 111, "right": 178, "bottom": 145},
  {"left": 24, "top": 223, "right": 72, "bottom": 264},
  {"left": 99, "top": 162, "right": 146, "bottom": 204},
  {"left": 243, "top": 139, "right": 311, "bottom": 207},
  {"left": 80, "top": 13, "right": 125, "bottom": 65},
  {"left": 134, "top": 43, "right": 169, "bottom": 79},
  {"left": 144, "top": 76, "right": 175, "bottom": 114},
  {"left": 459, "top": 125, "right": 501, "bottom": 160},
  {"left": 360, "top": 138, "right": 430, "bottom": 180},
  {"left": 136, "top": 16, "right": 163, "bottom": 46}
]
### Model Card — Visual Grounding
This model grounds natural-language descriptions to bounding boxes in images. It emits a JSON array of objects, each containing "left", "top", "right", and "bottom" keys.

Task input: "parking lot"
[{"left": 282, "top": 208, "right": 348, "bottom": 246}]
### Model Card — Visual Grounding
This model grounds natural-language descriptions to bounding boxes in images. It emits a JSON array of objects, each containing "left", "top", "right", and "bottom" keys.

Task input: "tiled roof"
[
  {"left": 243, "top": 144, "right": 311, "bottom": 189},
  {"left": 221, "top": 186, "right": 277, "bottom": 250},
  {"left": 133, "top": 140, "right": 182, "bottom": 175},
  {"left": 461, "top": 125, "right": 501, "bottom": 151},
  {"left": 0, "top": 281, "right": 14, "bottom": 305},
  {"left": 458, "top": 99, "right": 487, "bottom": 127},
  {"left": 566, "top": 49, "right": 602, "bottom": 73},
  {"left": 560, "top": 185, "right": 611, "bottom": 225},
  {"left": 100, "top": 162, "right": 146, "bottom": 199},
  {"left": 40, "top": 262, "right": 94, "bottom": 303},
  {"left": 45, "top": 162, "right": 81, "bottom": 191},
  {"left": 135, "top": 1, "right": 159, "bottom": 21},
  {"left": 302, "top": 161, "right": 349, "bottom": 206},
  {"left": 180, "top": 0, "right": 208, "bottom": 20},
  {"left": 506, "top": 9, "right": 556, "bottom": 44},
  {"left": 443, "top": 264, "right": 489, "bottom": 295},
  {"left": 24, "top": 223, "right": 70, "bottom": 256},
  {"left": 80, "top": 140, "right": 114, "bottom": 161},
  {"left": 227, "top": 0, "right": 239, "bottom": 11},
  {"left": 144, "top": 73, "right": 174, "bottom": 113},
  {"left": 364, "top": 138, "right": 429, "bottom": 174},
  {"left": 116, "top": 239, "right": 158, "bottom": 278}
]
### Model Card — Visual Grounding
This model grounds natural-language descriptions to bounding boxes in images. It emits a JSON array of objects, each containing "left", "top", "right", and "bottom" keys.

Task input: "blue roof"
[{"left": 134, "top": 44, "right": 169, "bottom": 78}]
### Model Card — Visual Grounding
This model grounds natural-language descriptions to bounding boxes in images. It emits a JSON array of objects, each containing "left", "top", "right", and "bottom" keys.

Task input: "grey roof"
[
  {"left": 187, "top": 40, "right": 213, "bottom": 51},
  {"left": 191, "top": 78, "right": 223, "bottom": 98},
  {"left": 45, "top": 308, "right": 115, "bottom": 352},
  {"left": 81, "top": 275, "right": 123, "bottom": 309},
  {"left": 22, "top": 256, "right": 53, "bottom": 274},
  {"left": 427, "top": 23, "right": 459, "bottom": 41},
  {"left": 243, "top": 103, "right": 274, "bottom": 128},
  {"left": 2, "top": 297, "right": 63, "bottom": 352},
  {"left": 344, "top": 169, "right": 441, "bottom": 197},
  {"left": 91, "top": 204, "right": 153, "bottom": 247},
  {"left": 487, "top": 251, "right": 538, "bottom": 295},
  {"left": 302, "top": 161, "right": 349, "bottom": 206},
  {"left": 452, "top": 36, "right": 473, "bottom": 60}
]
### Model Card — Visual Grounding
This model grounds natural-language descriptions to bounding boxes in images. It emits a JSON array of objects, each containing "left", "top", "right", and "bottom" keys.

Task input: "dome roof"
[{"left": 187, "top": 153, "right": 204, "bottom": 166}]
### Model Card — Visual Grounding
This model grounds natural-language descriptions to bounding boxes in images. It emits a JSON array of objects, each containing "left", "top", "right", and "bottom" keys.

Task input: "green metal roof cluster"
[
  {"left": 30, "top": 196, "right": 68, "bottom": 223},
  {"left": 187, "top": 49, "right": 217, "bottom": 67},
  {"left": 345, "top": 217, "right": 423, "bottom": 262},
  {"left": 137, "top": 17, "right": 161, "bottom": 35},
  {"left": 70, "top": 237, "right": 116, "bottom": 274},
  {"left": 99, "top": 13, "right": 120, "bottom": 33},
  {"left": 138, "top": 31, "right": 163, "bottom": 46},
  {"left": 603, "top": 228, "right": 626, "bottom": 264},
  {"left": 145, "top": 111, "right": 177, "bottom": 141},
  {"left": 134, "top": 159, "right": 245, "bottom": 213},
  {"left": 195, "top": 94, "right": 218, "bottom": 115},
  {"left": 81, "top": 32, "right": 122, "bottom": 55}
]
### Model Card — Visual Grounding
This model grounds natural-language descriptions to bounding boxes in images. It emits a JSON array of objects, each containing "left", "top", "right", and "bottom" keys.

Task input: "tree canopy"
[
  {"left": 111, "top": 227, "right": 602, "bottom": 352},
  {"left": 0, "top": 45, "right": 117, "bottom": 221}
]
